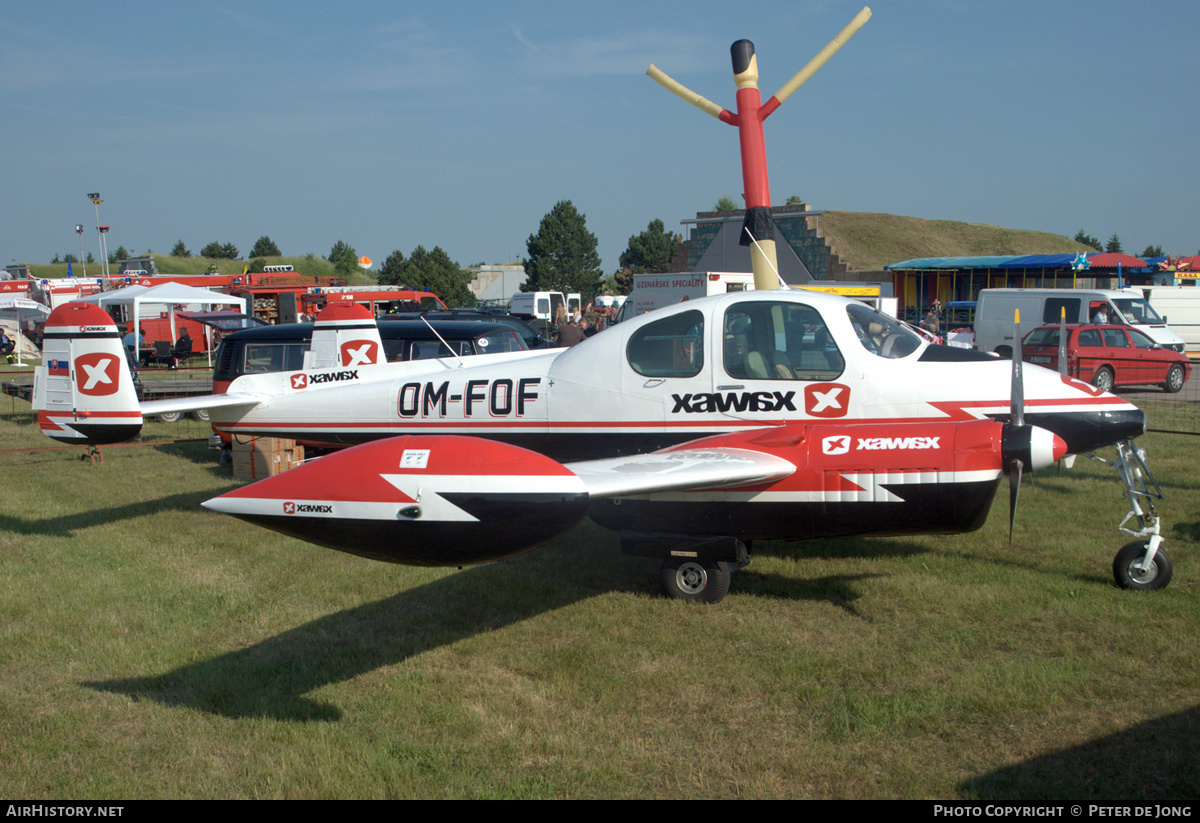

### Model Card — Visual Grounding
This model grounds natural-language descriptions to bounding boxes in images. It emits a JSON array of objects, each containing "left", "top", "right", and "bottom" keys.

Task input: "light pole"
[
  {"left": 87, "top": 193, "right": 109, "bottom": 280},
  {"left": 75, "top": 224, "right": 86, "bottom": 277}
]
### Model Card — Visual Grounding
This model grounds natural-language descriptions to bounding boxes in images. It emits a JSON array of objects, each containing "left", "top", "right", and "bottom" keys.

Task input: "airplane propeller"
[
  {"left": 1000, "top": 308, "right": 1065, "bottom": 540},
  {"left": 1006, "top": 308, "right": 1025, "bottom": 539}
]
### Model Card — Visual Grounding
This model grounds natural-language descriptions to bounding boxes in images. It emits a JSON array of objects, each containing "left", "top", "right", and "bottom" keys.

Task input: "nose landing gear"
[{"left": 1089, "top": 439, "right": 1171, "bottom": 591}]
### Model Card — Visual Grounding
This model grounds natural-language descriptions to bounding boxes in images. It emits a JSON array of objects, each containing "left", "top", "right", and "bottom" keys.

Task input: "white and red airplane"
[
  {"left": 29, "top": 13, "right": 1171, "bottom": 601},
  {"left": 32, "top": 288, "right": 1168, "bottom": 602}
]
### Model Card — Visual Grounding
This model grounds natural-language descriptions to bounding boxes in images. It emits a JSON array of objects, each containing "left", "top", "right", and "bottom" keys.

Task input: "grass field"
[{"left": 0, "top": 396, "right": 1197, "bottom": 799}]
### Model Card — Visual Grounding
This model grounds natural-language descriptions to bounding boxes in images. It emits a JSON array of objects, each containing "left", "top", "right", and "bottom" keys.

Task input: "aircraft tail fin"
[
  {"left": 32, "top": 301, "right": 143, "bottom": 445},
  {"left": 304, "top": 302, "right": 385, "bottom": 370}
]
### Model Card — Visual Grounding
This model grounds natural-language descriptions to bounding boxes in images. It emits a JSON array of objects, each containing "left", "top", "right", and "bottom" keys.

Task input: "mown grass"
[{"left": 0, "top": 397, "right": 1197, "bottom": 799}]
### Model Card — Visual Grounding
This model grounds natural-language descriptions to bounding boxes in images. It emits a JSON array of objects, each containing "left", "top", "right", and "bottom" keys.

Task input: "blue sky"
[{"left": 3, "top": 1, "right": 1197, "bottom": 273}]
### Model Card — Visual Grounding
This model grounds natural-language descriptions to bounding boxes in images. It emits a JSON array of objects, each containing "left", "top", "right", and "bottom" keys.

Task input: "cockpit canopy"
[{"left": 623, "top": 295, "right": 922, "bottom": 383}]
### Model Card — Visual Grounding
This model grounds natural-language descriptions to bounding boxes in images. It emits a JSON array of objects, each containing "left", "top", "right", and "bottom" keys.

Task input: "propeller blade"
[
  {"left": 1008, "top": 458, "right": 1022, "bottom": 541},
  {"left": 1010, "top": 309, "right": 1024, "bottom": 427},
  {"left": 1057, "top": 305, "right": 1068, "bottom": 376}
]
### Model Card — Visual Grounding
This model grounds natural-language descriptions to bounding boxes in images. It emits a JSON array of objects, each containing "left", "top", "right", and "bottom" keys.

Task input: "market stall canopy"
[
  {"left": 0, "top": 298, "right": 52, "bottom": 365},
  {"left": 1083, "top": 253, "right": 1150, "bottom": 270},
  {"left": 885, "top": 253, "right": 1151, "bottom": 270},
  {"left": 81, "top": 282, "right": 249, "bottom": 366}
]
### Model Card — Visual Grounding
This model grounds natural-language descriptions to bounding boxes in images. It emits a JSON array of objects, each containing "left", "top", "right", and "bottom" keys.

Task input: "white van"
[
  {"left": 974, "top": 288, "right": 1183, "bottom": 356},
  {"left": 614, "top": 272, "right": 755, "bottom": 324},
  {"left": 1133, "top": 285, "right": 1200, "bottom": 354},
  {"left": 509, "top": 291, "right": 567, "bottom": 322}
]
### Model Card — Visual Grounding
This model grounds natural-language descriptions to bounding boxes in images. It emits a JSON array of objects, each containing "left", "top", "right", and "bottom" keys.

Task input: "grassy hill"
[
  {"left": 817, "top": 212, "right": 1094, "bottom": 272},
  {"left": 19, "top": 213, "right": 1095, "bottom": 280}
]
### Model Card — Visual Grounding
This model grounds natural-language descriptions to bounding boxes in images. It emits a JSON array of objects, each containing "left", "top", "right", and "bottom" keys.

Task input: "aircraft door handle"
[{"left": 644, "top": 378, "right": 666, "bottom": 388}]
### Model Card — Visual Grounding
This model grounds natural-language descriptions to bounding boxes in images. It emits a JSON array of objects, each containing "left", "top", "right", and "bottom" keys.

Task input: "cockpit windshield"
[{"left": 846, "top": 303, "right": 923, "bottom": 359}]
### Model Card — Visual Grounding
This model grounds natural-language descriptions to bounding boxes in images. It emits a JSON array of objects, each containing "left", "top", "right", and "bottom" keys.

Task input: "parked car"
[
  {"left": 389, "top": 309, "right": 554, "bottom": 349},
  {"left": 1021, "top": 323, "right": 1191, "bottom": 393},
  {"left": 212, "top": 319, "right": 528, "bottom": 392}
]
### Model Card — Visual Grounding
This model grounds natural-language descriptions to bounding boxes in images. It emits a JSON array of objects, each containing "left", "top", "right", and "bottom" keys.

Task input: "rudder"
[{"left": 32, "top": 302, "right": 143, "bottom": 445}]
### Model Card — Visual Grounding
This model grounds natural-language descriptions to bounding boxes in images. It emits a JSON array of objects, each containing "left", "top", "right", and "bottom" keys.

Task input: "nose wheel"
[{"left": 1113, "top": 541, "right": 1173, "bottom": 591}]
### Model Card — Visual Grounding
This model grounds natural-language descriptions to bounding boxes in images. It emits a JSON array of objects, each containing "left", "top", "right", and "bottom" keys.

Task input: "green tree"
[
  {"left": 377, "top": 249, "right": 406, "bottom": 285},
  {"left": 1106, "top": 233, "right": 1123, "bottom": 254},
  {"left": 246, "top": 258, "right": 267, "bottom": 273},
  {"left": 785, "top": 195, "right": 805, "bottom": 206},
  {"left": 220, "top": 242, "right": 240, "bottom": 259},
  {"left": 201, "top": 241, "right": 223, "bottom": 258},
  {"left": 109, "top": 245, "right": 130, "bottom": 264},
  {"left": 387, "top": 245, "right": 475, "bottom": 307},
  {"left": 328, "top": 240, "right": 358, "bottom": 280},
  {"left": 713, "top": 195, "right": 739, "bottom": 212},
  {"left": 1074, "top": 229, "right": 1102, "bottom": 251},
  {"left": 523, "top": 200, "right": 603, "bottom": 300},
  {"left": 1141, "top": 245, "right": 1164, "bottom": 258},
  {"left": 619, "top": 219, "right": 681, "bottom": 275},
  {"left": 171, "top": 240, "right": 191, "bottom": 258},
  {"left": 249, "top": 236, "right": 281, "bottom": 258}
]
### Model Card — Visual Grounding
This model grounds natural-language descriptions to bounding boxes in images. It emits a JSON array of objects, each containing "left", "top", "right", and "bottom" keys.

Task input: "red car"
[{"left": 1021, "top": 323, "right": 1191, "bottom": 393}]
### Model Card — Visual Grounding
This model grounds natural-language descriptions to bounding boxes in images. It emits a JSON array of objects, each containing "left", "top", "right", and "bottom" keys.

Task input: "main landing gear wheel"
[
  {"left": 1113, "top": 541, "right": 1173, "bottom": 591},
  {"left": 156, "top": 411, "right": 182, "bottom": 423},
  {"left": 660, "top": 559, "right": 731, "bottom": 604},
  {"left": 1092, "top": 366, "right": 1115, "bottom": 392},
  {"left": 191, "top": 409, "right": 210, "bottom": 421}
]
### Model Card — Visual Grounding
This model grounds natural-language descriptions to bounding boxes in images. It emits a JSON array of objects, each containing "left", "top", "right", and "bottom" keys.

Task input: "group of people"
[
  {"left": 121, "top": 325, "right": 193, "bottom": 370},
  {"left": 552, "top": 302, "right": 611, "bottom": 347}
]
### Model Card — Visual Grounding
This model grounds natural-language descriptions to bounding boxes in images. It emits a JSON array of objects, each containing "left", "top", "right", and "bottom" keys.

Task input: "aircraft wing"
[
  {"left": 567, "top": 448, "right": 796, "bottom": 498},
  {"left": 139, "top": 392, "right": 261, "bottom": 417}
]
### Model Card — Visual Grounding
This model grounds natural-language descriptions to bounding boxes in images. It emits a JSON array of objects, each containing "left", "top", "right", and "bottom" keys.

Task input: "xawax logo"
[
  {"left": 291, "top": 374, "right": 308, "bottom": 390},
  {"left": 804, "top": 383, "right": 849, "bottom": 418},
  {"left": 74, "top": 353, "right": 119, "bottom": 396},
  {"left": 283, "top": 501, "right": 333, "bottom": 514},
  {"left": 822, "top": 435, "right": 851, "bottom": 455},
  {"left": 341, "top": 340, "right": 378, "bottom": 367}
]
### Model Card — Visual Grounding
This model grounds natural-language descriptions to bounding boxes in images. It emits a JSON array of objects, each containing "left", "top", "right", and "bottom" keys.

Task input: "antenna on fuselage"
[{"left": 418, "top": 316, "right": 466, "bottom": 368}]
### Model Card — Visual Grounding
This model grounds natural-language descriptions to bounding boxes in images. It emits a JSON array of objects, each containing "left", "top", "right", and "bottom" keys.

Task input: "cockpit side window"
[
  {"left": 627, "top": 310, "right": 704, "bottom": 378},
  {"left": 722, "top": 302, "right": 844, "bottom": 380},
  {"left": 846, "top": 302, "right": 922, "bottom": 359}
]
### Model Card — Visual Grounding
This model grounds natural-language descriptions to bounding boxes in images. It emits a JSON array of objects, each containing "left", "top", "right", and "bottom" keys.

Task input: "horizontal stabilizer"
[{"left": 140, "top": 392, "right": 261, "bottom": 418}]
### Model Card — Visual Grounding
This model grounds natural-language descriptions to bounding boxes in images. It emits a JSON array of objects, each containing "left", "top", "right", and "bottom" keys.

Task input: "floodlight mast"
[
  {"left": 87, "top": 193, "right": 110, "bottom": 280},
  {"left": 646, "top": 6, "right": 871, "bottom": 292},
  {"left": 75, "top": 224, "right": 86, "bottom": 277}
]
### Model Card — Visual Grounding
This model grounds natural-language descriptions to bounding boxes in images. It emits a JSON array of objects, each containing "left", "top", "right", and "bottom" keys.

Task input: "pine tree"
[
  {"left": 523, "top": 200, "right": 603, "bottom": 299},
  {"left": 249, "top": 236, "right": 281, "bottom": 258}
]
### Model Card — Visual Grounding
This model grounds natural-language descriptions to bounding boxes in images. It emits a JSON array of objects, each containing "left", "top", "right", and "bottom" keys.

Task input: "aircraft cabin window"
[
  {"left": 627, "top": 310, "right": 704, "bottom": 378},
  {"left": 722, "top": 302, "right": 844, "bottom": 380},
  {"left": 846, "top": 303, "right": 922, "bottom": 359},
  {"left": 242, "top": 342, "right": 307, "bottom": 374}
]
